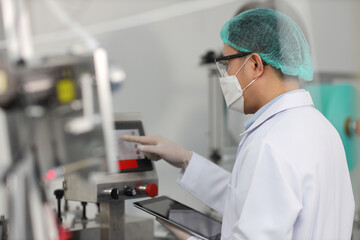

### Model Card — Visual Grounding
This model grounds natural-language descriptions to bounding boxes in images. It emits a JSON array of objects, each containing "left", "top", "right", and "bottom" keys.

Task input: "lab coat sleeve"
[
  {"left": 232, "top": 141, "right": 303, "bottom": 239},
  {"left": 187, "top": 237, "right": 201, "bottom": 240},
  {"left": 177, "top": 152, "right": 231, "bottom": 214}
]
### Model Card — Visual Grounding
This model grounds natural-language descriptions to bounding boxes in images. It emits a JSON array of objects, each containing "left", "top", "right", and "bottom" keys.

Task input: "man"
[{"left": 123, "top": 8, "right": 354, "bottom": 239}]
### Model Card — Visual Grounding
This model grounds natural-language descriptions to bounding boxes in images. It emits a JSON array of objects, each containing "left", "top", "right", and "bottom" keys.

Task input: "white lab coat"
[{"left": 178, "top": 91, "right": 354, "bottom": 240}]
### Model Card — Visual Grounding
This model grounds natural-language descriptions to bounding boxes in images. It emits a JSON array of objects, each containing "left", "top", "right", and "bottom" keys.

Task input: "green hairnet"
[{"left": 220, "top": 8, "right": 313, "bottom": 81}]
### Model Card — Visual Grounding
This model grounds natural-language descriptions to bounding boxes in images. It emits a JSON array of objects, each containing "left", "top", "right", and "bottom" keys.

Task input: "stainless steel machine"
[
  {"left": 0, "top": 0, "right": 158, "bottom": 239},
  {"left": 64, "top": 113, "right": 158, "bottom": 240}
]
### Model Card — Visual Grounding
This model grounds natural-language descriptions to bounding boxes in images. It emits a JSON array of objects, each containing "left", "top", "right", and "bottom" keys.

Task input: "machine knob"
[
  {"left": 54, "top": 189, "right": 64, "bottom": 200},
  {"left": 124, "top": 186, "right": 137, "bottom": 196},
  {"left": 146, "top": 184, "right": 158, "bottom": 197},
  {"left": 103, "top": 188, "right": 120, "bottom": 199},
  {"left": 110, "top": 188, "right": 120, "bottom": 199},
  {"left": 53, "top": 189, "right": 64, "bottom": 223},
  {"left": 138, "top": 184, "right": 158, "bottom": 198}
]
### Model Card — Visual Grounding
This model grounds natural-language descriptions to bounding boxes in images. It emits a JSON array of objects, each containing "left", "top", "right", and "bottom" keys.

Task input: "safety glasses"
[{"left": 214, "top": 52, "right": 252, "bottom": 77}]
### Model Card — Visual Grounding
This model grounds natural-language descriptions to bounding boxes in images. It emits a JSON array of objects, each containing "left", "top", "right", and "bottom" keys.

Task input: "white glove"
[
  {"left": 121, "top": 135, "right": 192, "bottom": 169},
  {"left": 156, "top": 217, "right": 193, "bottom": 240}
]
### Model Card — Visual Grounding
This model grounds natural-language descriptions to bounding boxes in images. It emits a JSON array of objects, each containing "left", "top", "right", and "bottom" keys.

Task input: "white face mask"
[{"left": 219, "top": 56, "right": 257, "bottom": 113}]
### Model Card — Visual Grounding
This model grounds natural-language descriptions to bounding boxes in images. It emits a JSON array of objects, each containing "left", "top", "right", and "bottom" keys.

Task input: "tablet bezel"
[{"left": 133, "top": 196, "right": 221, "bottom": 240}]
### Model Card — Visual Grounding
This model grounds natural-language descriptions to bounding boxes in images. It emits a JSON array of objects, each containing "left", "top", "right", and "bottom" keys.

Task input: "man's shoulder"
[
  {"left": 248, "top": 105, "right": 341, "bottom": 150},
  {"left": 268, "top": 105, "right": 336, "bottom": 135}
]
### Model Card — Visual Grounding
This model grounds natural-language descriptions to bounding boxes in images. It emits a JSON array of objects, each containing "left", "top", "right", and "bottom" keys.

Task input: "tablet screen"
[{"left": 134, "top": 196, "right": 221, "bottom": 240}]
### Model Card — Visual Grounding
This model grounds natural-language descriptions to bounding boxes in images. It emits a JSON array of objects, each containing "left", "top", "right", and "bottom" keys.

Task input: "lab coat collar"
[{"left": 240, "top": 91, "right": 314, "bottom": 136}]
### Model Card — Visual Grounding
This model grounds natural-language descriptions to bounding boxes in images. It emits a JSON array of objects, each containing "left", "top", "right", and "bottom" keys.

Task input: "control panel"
[
  {"left": 64, "top": 113, "right": 158, "bottom": 203},
  {"left": 114, "top": 120, "right": 153, "bottom": 173}
]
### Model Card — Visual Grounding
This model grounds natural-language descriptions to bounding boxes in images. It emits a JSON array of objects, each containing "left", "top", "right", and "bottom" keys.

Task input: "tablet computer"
[{"left": 134, "top": 196, "right": 221, "bottom": 240}]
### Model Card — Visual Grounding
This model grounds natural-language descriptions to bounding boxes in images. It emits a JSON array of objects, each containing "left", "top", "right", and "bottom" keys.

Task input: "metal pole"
[
  {"left": 100, "top": 201, "right": 125, "bottom": 240},
  {"left": 0, "top": 0, "right": 34, "bottom": 63}
]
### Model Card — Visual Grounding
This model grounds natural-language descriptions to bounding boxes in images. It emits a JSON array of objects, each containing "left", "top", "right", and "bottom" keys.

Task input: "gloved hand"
[
  {"left": 156, "top": 217, "right": 193, "bottom": 240},
  {"left": 121, "top": 135, "right": 192, "bottom": 169}
]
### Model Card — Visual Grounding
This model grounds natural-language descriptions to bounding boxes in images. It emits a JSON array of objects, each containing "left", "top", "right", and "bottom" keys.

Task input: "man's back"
[{"left": 241, "top": 104, "right": 354, "bottom": 239}]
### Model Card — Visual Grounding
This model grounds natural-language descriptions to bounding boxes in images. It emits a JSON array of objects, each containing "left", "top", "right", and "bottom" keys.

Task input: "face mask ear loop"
[
  {"left": 243, "top": 65, "right": 266, "bottom": 92},
  {"left": 234, "top": 55, "right": 251, "bottom": 77},
  {"left": 242, "top": 77, "right": 258, "bottom": 92}
]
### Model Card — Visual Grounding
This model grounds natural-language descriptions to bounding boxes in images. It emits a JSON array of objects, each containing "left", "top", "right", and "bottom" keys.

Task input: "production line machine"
[
  {"left": 0, "top": 46, "right": 159, "bottom": 240},
  {"left": 0, "top": 1, "right": 158, "bottom": 239},
  {"left": 63, "top": 113, "right": 158, "bottom": 240}
]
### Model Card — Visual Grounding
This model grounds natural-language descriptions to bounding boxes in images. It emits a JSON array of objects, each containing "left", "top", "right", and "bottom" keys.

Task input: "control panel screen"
[
  {"left": 115, "top": 129, "right": 145, "bottom": 160},
  {"left": 114, "top": 121, "right": 153, "bottom": 173}
]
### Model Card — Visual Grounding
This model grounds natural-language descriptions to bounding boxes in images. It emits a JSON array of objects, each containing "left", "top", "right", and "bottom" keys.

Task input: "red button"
[{"left": 145, "top": 184, "right": 158, "bottom": 198}]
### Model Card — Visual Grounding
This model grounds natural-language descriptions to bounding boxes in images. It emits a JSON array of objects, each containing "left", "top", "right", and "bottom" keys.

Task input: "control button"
[
  {"left": 124, "top": 186, "right": 137, "bottom": 196},
  {"left": 102, "top": 188, "right": 120, "bottom": 199},
  {"left": 145, "top": 184, "right": 158, "bottom": 198},
  {"left": 110, "top": 188, "right": 120, "bottom": 199},
  {"left": 137, "top": 183, "right": 158, "bottom": 197}
]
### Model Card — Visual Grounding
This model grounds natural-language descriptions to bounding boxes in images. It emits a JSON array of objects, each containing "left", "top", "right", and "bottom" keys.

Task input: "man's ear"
[{"left": 250, "top": 53, "right": 264, "bottom": 78}]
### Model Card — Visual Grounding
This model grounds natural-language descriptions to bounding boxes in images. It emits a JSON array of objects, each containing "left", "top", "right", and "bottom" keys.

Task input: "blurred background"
[{"left": 0, "top": 0, "right": 359, "bottom": 239}]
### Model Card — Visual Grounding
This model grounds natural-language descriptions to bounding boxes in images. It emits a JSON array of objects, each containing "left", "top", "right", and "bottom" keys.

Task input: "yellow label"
[
  {"left": 56, "top": 78, "right": 76, "bottom": 103},
  {"left": 0, "top": 71, "right": 8, "bottom": 95}
]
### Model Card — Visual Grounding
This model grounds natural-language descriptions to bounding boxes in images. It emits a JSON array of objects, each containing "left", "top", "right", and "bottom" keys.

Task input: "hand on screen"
[
  {"left": 121, "top": 135, "right": 192, "bottom": 169},
  {"left": 156, "top": 217, "right": 193, "bottom": 240}
]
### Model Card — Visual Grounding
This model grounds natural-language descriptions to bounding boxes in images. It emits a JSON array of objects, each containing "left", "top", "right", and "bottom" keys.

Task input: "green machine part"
[{"left": 305, "top": 83, "right": 359, "bottom": 171}]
